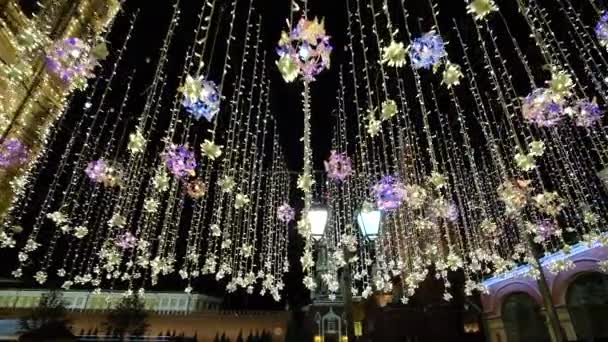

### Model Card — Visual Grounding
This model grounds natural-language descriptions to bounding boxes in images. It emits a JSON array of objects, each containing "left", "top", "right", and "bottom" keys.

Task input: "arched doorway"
[
  {"left": 566, "top": 272, "right": 608, "bottom": 340},
  {"left": 502, "top": 292, "right": 550, "bottom": 342}
]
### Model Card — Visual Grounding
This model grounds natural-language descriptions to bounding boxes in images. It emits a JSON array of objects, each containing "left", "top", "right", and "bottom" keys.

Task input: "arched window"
[
  {"left": 566, "top": 272, "right": 608, "bottom": 340},
  {"left": 502, "top": 292, "right": 550, "bottom": 342}
]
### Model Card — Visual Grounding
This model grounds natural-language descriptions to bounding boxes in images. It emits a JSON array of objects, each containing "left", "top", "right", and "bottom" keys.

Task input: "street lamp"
[
  {"left": 356, "top": 210, "right": 382, "bottom": 241},
  {"left": 308, "top": 207, "right": 329, "bottom": 240}
]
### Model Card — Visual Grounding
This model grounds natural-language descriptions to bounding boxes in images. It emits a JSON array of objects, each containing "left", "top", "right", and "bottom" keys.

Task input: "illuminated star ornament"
[
  {"left": 276, "top": 17, "right": 332, "bottom": 82},
  {"left": 0, "top": 138, "right": 29, "bottom": 168},
  {"left": 408, "top": 31, "right": 446, "bottom": 70},
  {"left": 46, "top": 37, "right": 97, "bottom": 86},
  {"left": 372, "top": 175, "right": 407, "bottom": 211},
  {"left": 324, "top": 150, "right": 353, "bottom": 182},
  {"left": 180, "top": 75, "right": 221, "bottom": 121}
]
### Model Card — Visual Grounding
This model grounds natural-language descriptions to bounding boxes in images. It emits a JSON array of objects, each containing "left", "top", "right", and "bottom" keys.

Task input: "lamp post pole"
[
  {"left": 343, "top": 247, "right": 355, "bottom": 342},
  {"left": 524, "top": 234, "right": 566, "bottom": 342}
]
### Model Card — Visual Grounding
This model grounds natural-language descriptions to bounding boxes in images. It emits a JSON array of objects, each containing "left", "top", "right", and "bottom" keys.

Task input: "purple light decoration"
[
  {"left": 447, "top": 202, "right": 459, "bottom": 223},
  {"left": 182, "top": 78, "right": 221, "bottom": 122},
  {"left": 46, "top": 37, "right": 95, "bottom": 83},
  {"left": 163, "top": 144, "right": 197, "bottom": 179},
  {"left": 0, "top": 138, "right": 29, "bottom": 168},
  {"left": 276, "top": 17, "right": 333, "bottom": 82},
  {"left": 116, "top": 232, "right": 137, "bottom": 250},
  {"left": 409, "top": 32, "right": 446, "bottom": 70},
  {"left": 595, "top": 12, "right": 608, "bottom": 47},
  {"left": 536, "top": 219, "right": 559, "bottom": 241},
  {"left": 573, "top": 99, "right": 603, "bottom": 127},
  {"left": 372, "top": 176, "right": 407, "bottom": 211},
  {"left": 85, "top": 159, "right": 107, "bottom": 183},
  {"left": 522, "top": 88, "right": 565, "bottom": 127},
  {"left": 277, "top": 203, "right": 295, "bottom": 223},
  {"left": 324, "top": 150, "right": 353, "bottom": 182}
]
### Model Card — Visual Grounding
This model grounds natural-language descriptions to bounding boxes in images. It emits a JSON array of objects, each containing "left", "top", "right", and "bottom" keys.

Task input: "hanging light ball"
[
  {"left": 572, "top": 99, "right": 603, "bottom": 127},
  {"left": 0, "top": 138, "right": 29, "bottom": 168},
  {"left": 277, "top": 203, "right": 296, "bottom": 223},
  {"left": 85, "top": 159, "right": 108, "bottom": 183},
  {"left": 372, "top": 176, "right": 407, "bottom": 211},
  {"left": 163, "top": 144, "right": 197, "bottom": 179},
  {"left": 535, "top": 219, "right": 560, "bottom": 242},
  {"left": 324, "top": 150, "right": 353, "bottom": 182},
  {"left": 186, "top": 179, "right": 206, "bottom": 199},
  {"left": 276, "top": 17, "right": 333, "bottom": 82},
  {"left": 46, "top": 37, "right": 96, "bottom": 84},
  {"left": 522, "top": 88, "right": 565, "bottom": 127},
  {"left": 180, "top": 75, "right": 221, "bottom": 122},
  {"left": 408, "top": 31, "right": 446, "bottom": 70},
  {"left": 595, "top": 12, "right": 608, "bottom": 48},
  {"left": 116, "top": 232, "right": 137, "bottom": 250},
  {"left": 85, "top": 159, "right": 122, "bottom": 187}
]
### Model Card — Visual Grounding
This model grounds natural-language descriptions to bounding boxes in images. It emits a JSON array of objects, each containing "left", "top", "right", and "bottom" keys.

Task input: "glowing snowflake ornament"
[
  {"left": 276, "top": 17, "right": 332, "bottom": 82},
  {"left": 442, "top": 62, "right": 463, "bottom": 88},
  {"left": 367, "top": 116, "right": 382, "bottom": 137},
  {"left": 234, "top": 193, "right": 250, "bottom": 209},
  {"left": 127, "top": 129, "right": 145, "bottom": 154},
  {"left": 372, "top": 175, "right": 407, "bottom": 211},
  {"left": 200, "top": 139, "right": 222, "bottom": 160},
  {"left": 409, "top": 32, "right": 446, "bottom": 70},
  {"left": 467, "top": 0, "right": 498, "bottom": 20},
  {"left": 324, "top": 150, "right": 353, "bottom": 182},
  {"left": 180, "top": 75, "right": 221, "bottom": 121},
  {"left": 381, "top": 41, "right": 407, "bottom": 67},
  {"left": 547, "top": 67, "right": 573, "bottom": 99},
  {"left": 381, "top": 99, "right": 398, "bottom": 120},
  {"left": 522, "top": 88, "right": 565, "bottom": 127}
]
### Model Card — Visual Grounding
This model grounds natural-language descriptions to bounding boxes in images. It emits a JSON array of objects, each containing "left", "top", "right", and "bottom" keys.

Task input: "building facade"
[
  {"left": 481, "top": 243, "right": 608, "bottom": 342},
  {"left": 0, "top": 0, "right": 119, "bottom": 217},
  {"left": 0, "top": 289, "right": 288, "bottom": 342}
]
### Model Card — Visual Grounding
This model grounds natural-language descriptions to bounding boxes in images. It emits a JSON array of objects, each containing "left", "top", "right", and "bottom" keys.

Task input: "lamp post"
[{"left": 354, "top": 208, "right": 382, "bottom": 341}]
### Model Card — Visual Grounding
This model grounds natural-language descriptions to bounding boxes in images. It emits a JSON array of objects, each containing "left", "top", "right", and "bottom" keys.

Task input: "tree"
[
  {"left": 103, "top": 293, "right": 149, "bottom": 340},
  {"left": 19, "top": 290, "right": 70, "bottom": 333}
]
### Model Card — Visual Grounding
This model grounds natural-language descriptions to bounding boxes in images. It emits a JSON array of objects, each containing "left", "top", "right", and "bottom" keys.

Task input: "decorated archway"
[
  {"left": 566, "top": 272, "right": 608, "bottom": 340},
  {"left": 502, "top": 292, "right": 550, "bottom": 342}
]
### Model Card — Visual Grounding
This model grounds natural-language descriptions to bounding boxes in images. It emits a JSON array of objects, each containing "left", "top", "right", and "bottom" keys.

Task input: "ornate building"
[
  {"left": 481, "top": 241, "right": 608, "bottom": 342},
  {"left": 0, "top": 0, "right": 120, "bottom": 216},
  {"left": 0, "top": 289, "right": 288, "bottom": 341}
]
